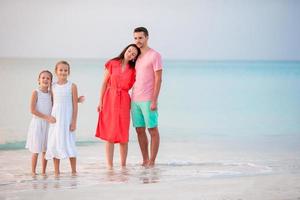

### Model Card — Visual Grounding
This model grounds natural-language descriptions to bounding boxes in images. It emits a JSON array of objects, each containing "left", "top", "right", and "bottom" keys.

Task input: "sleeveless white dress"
[
  {"left": 26, "top": 89, "right": 52, "bottom": 153},
  {"left": 45, "top": 81, "right": 77, "bottom": 160}
]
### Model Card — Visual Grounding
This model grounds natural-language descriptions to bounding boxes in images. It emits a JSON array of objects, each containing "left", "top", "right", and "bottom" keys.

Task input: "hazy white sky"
[{"left": 0, "top": 0, "right": 299, "bottom": 60}]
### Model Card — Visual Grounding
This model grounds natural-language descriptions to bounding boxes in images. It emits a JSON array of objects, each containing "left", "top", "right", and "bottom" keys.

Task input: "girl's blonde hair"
[{"left": 55, "top": 60, "right": 70, "bottom": 74}]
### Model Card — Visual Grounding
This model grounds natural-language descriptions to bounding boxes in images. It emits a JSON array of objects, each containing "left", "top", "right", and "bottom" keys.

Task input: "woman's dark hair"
[{"left": 112, "top": 44, "right": 141, "bottom": 68}]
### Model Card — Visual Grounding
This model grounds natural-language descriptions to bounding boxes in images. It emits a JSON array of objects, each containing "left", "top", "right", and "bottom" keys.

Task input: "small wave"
[
  {"left": 0, "top": 140, "right": 100, "bottom": 151},
  {"left": 0, "top": 141, "right": 26, "bottom": 150},
  {"left": 159, "top": 160, "right": 273, "bottom": 178}
]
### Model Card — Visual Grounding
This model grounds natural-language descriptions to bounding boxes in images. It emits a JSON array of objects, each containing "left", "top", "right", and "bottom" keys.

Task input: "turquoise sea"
[{"left": 0, "top": 59, "right": 300, "bottom": 199}]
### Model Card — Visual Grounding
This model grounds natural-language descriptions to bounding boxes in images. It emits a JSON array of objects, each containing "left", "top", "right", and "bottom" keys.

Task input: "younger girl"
[
  {"left": 95, "top": 44, "right": 140, "bottom": 169},
  {"left": 26, "top": 70, "right": 56, "bottom": 176},
  {"left": 45, "top": 61, "right": 79, "bottom": 176}
]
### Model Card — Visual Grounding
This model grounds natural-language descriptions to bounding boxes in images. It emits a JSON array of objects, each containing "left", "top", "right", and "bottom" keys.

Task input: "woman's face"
[{"left": 124, "top": 46, "right": 138, "bottom": 61}]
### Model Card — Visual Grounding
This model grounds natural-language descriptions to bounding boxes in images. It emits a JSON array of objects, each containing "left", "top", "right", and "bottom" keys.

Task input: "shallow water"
[{"left": 1, "top": 59, "right": 300, "bottom": 199}]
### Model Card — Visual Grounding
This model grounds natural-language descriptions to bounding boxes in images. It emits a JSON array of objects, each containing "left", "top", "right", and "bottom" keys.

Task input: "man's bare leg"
[
  {"left": 148, "top": 127, "right": 160, "bottom": 166},
  {"left": 136, "top": 127, "right": 149, "bottom": 166}
]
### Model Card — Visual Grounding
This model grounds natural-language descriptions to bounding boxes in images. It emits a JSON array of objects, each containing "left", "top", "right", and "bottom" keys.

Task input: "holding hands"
[{"left": 46, "top": 116, "right": 56, "bottom": 124}]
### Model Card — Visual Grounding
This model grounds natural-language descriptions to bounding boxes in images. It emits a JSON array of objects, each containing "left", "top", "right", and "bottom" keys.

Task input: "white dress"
[
  {"left": 26, "top": 89, "right": 52, "bottom": 153},
  {"left": 45, "top": 81, "right": 77, "bottom": 160}
]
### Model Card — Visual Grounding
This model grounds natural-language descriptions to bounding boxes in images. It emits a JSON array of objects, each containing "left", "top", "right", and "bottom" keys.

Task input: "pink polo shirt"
[{"left": 132, "top": 48, "right": 162, "bottom": 102}]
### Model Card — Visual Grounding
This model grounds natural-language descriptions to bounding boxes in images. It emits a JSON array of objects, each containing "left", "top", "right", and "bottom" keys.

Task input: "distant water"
[
  {"left": 1, "top": 59, "right": 300, "bottom": 199},
  {"left": 1, "top": 58, "right": 300, "bottom": 145}
]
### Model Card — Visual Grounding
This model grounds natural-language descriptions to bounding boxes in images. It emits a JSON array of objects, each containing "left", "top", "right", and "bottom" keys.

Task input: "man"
[{"left": 131, "top": 27, "right": 163, "bottom": 167}]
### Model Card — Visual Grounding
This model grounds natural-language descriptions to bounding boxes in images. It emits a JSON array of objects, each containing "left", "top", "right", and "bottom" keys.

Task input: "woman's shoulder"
[
  {"left": 107, "top": 58, "right": 120, "bottom": 66},
  {"left": 105, "top": 59, "right": 121, "bottom": 71}
]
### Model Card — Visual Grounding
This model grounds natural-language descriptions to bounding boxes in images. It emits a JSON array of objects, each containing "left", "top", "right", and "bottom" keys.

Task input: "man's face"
[{"left": 134, "top": 32, "right": 148, "bottom": 49}]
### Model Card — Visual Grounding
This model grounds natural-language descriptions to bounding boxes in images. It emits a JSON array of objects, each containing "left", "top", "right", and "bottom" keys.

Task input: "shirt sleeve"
[{"left": 152, "top": 52, "right": 163, "bottom": 71}]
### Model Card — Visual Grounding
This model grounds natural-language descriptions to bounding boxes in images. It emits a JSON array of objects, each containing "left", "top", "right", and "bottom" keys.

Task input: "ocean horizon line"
[{"left": 1, "top": 57, "right": 300, "bottom": 63}]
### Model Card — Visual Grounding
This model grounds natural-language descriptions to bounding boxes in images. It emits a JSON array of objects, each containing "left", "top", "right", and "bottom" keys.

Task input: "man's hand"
[{"left": 150, "top": 101, "right": 158, "bottom": 111}]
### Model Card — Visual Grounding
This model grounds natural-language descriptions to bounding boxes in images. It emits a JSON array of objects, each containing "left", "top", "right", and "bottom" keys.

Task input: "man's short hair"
[{"left": 134, "top": 27, "right": 149, "bottom": 37}]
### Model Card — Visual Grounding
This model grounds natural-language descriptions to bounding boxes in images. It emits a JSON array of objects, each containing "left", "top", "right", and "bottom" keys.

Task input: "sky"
[{"left": 0, "top": 0, "right": 300, "bottom": 60}]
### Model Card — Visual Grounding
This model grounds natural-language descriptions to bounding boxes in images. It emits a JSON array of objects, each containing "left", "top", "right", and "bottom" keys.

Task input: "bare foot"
[
  {"left": 121, "top": 165, "right": 127, "bottom": 170},
  {"left": 148, "top": 160, "right": 155, "bottom": 167},
  {"left": 71, "top": 171, "right": 77, "bottom": 176},
  {"left": 107, "top": 165, "right": 113, "bottom": 170},
  {"left": 31, "top": 172, "right": 37, "bottom": 177},
  {"left": 141, "top": 160, "right": 150, "bottom": 167}
]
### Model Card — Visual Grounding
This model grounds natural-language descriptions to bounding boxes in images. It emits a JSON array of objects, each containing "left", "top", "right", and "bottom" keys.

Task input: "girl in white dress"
[
  {"left": 45, "top": 61, "right": 79, "bottom": 176},
  {"left": 26, "top": 70, "right": 56, "bottom": 176}
]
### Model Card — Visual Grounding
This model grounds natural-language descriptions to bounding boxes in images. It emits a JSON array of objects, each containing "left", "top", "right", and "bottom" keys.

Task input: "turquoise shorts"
[{"left": 131, "top": 101, "right": 158, "bottom": 128}]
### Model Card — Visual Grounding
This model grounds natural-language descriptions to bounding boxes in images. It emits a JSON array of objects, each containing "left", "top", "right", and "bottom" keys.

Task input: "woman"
[{"left": 95, "top": 44, "right": 141, "bottom": 169}]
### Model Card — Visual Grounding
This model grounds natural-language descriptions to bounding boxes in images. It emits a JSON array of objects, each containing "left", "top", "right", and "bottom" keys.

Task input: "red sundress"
[{"left": 95, "top": 59, "right": 135, "bottom": 143}]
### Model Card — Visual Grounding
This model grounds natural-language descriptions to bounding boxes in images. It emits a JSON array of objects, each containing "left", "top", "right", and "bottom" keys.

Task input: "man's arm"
[{"left": 151, "top": 69, "right": 162, "bottom": 110}]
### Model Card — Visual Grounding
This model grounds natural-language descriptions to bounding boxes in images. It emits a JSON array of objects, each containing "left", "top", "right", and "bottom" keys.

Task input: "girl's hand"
[
  {"left": 78, "top": 96, "right": 85, "bottom": 103},
  {"left": 47, "top": 116, "right": 56, "bottom": 123},
  {"left": 70, "top": 122, "right": 76, "bottom": 132}
]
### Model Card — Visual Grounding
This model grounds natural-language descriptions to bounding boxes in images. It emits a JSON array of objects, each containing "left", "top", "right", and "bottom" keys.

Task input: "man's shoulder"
[
  {"left": 146, "top": 49, "right": 161, "bottom": 62},
  {"left": 149, "top": 48, "right": 161, "bottom": 57}
]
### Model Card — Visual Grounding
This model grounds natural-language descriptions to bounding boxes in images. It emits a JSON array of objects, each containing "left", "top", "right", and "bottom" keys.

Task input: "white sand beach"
[
  {"left": 1, "top": 138, "right": 300, "bottom": 200},
  {"left": 10, "top": 174, "right": 299, "bottom": 200}
]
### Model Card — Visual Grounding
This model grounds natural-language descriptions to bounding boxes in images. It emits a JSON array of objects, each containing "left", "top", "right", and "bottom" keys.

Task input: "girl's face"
[
  {"left": 124, "top": 46, "right": 138, "bottom": 61},
  {"left": 55, "top": 64, "right": 69, "bottom": 81},
  {"left": 39, "top": 72, "right": 52, "bottom": 89}
]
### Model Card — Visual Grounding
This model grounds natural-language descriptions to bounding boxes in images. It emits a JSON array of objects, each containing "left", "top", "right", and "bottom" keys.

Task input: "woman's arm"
[{"left": 97, "top": 69, "right": 110, "bottom": 112}]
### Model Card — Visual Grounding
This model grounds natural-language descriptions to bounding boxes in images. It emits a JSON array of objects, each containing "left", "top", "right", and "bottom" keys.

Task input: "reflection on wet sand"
[
  {"left": 103, "top": 166, "right": 161, "bottom": 184},
  {"left": 139, "top": 167, "right": 160, "bottom": 184},
  {"left": 30, "top": 173, "right": 78, "bottom": 190},
  {"left": 105, "top": 168, "right": 130, "bottom": 183}
]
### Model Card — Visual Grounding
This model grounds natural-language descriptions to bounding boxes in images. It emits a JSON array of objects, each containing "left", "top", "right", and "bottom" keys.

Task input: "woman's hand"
[{"left": 97, "top": 102, "right": 103, "bottom": 112}]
